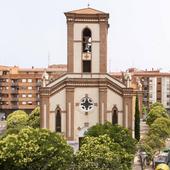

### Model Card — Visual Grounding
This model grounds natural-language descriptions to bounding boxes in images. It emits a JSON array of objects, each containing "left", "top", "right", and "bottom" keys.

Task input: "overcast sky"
[{"left": 0, "top": 0, "right": 170, "bottom": 71}]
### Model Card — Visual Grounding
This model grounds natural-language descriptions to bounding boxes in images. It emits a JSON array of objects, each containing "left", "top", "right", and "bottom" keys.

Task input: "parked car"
[{"left": 153, "top": 151, "right": 170, "bottom": 169}]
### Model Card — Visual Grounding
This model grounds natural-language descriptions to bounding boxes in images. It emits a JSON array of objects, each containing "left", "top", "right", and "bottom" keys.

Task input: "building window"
[
  {"left": 112, "top": 106, "right": 118, "bottom": 125},
  {"left": 55, "top": 106, "right": 61, "bottom": 132},
  {"left": 28, "top": 94, "right": 32, "bottom": 98},
  {"left": 83, "top": 60, "right": 91, "bottom": 73},
  {"left": 28, "top": 79, "right": 32, "bottom": 83},
  {"left": 28, "top": 86, "right": 32, "bottom": 90},
  {"left": 22, "top": 79, "right": 26, "bottom": 83},
  {"left": 22, "top": 101, "right": 27, "bottom": 105},
  {"left": 22, "top": 94, "right": 26, "bottom": 98},
  {"left": 28, "top": 101, "right": 32, "bottom": 105}
]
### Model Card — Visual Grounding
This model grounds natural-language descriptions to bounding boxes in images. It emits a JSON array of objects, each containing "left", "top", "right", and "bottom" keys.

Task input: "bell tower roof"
[
  {"left": 66, "top": 7, "right": 108, "bottom": 15},
  {"left": 64, "top": 7, "right": 109, "bottom": 21}
]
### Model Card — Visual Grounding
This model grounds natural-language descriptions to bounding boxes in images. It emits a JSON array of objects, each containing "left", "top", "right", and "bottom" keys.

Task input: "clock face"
[{"left": 80, "top": 96, "right": 94, "bottom": 112}]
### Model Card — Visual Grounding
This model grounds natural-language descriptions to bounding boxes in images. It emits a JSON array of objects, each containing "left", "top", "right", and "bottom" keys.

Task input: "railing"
[
  {"left": 11, "top": 82, "right": 18, "bottom": 86},
  {"left": 11, "top": 90, "right": 18, "bottom": 93},
  {"left": 11, "top": 97, "right": 18, "bottom": 101}
]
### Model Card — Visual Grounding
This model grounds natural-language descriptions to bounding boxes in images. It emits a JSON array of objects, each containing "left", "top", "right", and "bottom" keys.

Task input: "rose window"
[{"left": 80, "top": 96, "right": 94, "bottom": 112}]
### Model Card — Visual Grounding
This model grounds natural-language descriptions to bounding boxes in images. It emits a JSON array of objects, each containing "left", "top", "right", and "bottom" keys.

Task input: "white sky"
[{"left": 0, "top": 0, "right": 170, "bottom": 71}]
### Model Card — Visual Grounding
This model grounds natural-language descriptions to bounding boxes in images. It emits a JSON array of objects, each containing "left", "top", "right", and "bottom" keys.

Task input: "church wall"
[
  {"left": 49, "top": 89, "right": 66, "bottom": 133},
  {"left": 49, "top": 113, "right": 55, "bottom": 132},
  {"left": 74, "top": 23, "right": 100, "bottom": 41},
  {"left": 107, "top": 89, "right": 123, "bottom": 126},
  {"left": 49, "top": 89, "right": 66, "bottom": 111},
  {"left": 92, "top": 42, "right": 100, "bottom": 73},
  {"left": 73, "top": 42, "right": 81, "bottom": 72},
  {"left": 132, "top": 96, "right": 136, "bottom": 136},
  {"left": 74, "top": 87, "right": 99, "bottom": 141}
]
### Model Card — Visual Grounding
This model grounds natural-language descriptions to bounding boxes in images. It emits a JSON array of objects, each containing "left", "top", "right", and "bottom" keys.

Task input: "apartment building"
[
  {"left": 112, "top": 68, "right": 170, "bottom": 113},
  {"left": 0, "top": 65, "right": 66, "bottom": 115}
]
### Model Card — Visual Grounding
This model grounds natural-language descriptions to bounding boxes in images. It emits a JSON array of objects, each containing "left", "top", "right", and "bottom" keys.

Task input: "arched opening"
[
  {"left": 82, "top": 28, "right": 92, "bottom": 53},
  {"left": 82, "top": 28, "right": 92, "bottom": 73},
  {"left": 112, "top": 106, "right": 118, "bottom": 125},
  {"left": 55, "top": 106, "right": 61, "bottom": 132}
]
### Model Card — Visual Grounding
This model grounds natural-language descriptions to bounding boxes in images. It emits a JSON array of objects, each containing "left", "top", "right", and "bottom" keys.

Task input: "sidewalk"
[
  {"left": 132, "top": 119, "right": 152, "bottom": 170},
  {"left": 132, "top": 154, "right": 152, "bottom": 170}
]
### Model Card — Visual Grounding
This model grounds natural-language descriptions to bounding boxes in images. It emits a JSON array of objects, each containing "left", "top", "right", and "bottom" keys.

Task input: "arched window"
[
  {"left": 82, "top": 28, "right": 92, "bottom": 73},
  {"left": 112, "top": 106, "right": 118, "bottom": 125},
  {"left": 82, "top": 28, "right": 92, "bottom": 53},
  {"left": 55, "top": 106, "right": 61, "bottom": 132}
]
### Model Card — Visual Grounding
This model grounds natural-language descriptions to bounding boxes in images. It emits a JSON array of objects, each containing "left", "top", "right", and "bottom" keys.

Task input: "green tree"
[
  {"left": 138, "top": 142, "right": 154, "bottom": 161},
  {"left": 146, "top": 105, "right": 169, "bottom": 126},
  {"left": 74, "top": 135, "right": 133, "bottom": 170},
  {"left": 142, "top": 105, "right": 147, "bottom": 115},
  {"left": 7, "top": 110, "right": 28, "bottom": 130},
  {"left": 135, "top": 95, "right": 140, "bottom": 141},
  {"left": 85, "top": 122, "right": 137, "bottom": 154},
  {"left": 0, "top": 127, "right": 73, "bottom": 170},
  {"left": 28, "top": 106, "right": 40, "bottom": 128},
  {"left": 150, "top": 102, "right": 164, "bottom": 110},
  {"left": 149, "top": 117, "right": 170, "bottom": 139},
  {"left": 144, "top": 134, "right": 165, "bottom": 151}
]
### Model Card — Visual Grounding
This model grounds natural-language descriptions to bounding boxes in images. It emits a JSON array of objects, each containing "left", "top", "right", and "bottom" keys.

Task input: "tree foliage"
[
  {"left": 139, "top": 102, "right": 170, "bottom": 160},
  {"left": 7, "top": 110, "right": 28, "bottom": 130},
  {"left": 135, "top": 95, "right": 140, "bottom": 141},
  {"left": 142, "top": 105, "right": 147, "bottom": 115},
  {"left": 84, "top": 122, "right": 137, "bottom": 154},
  {"left": 146, "top": 105, "right": 169, "bottom": 126},
  {"left": 0, "top": 127, "right": 73, "bottom": 170},
  {"left": 149, "top": 117, "right": 170, "bottom": 139},
  {"left": 150, "top": 102, "right": 164, "bottom": 110},
  {"left": 28, "top": 107, "right": 40, "bottom": 128},
  {"left": 74, "top": 134, "right": 133, "bottom": 170},
  {"left": 144, "top": 134, "right": 165, "bottom": 151}
]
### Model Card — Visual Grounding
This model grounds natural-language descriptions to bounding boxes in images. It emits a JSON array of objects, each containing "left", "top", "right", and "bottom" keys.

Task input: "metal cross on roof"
[{"left": 87, "top": 1, "right": 90, "bottom": 8}]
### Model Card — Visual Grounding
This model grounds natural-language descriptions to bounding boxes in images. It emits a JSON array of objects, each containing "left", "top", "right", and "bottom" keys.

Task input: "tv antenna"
[{"left": 48, "top": 51, "right": 50, "bottom": 67}]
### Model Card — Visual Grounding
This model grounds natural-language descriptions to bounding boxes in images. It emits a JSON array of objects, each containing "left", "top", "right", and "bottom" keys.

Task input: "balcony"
[
  {"left": 0, "top": 82, "right": 9, "bottom": 86},
  {"left": 0, "top": 105, "right": 12, "bottom": 109},
  {"left": 19, "top": 105, "right": 37, "bottom": 109},
  {"left": 1, "top": 90, "right": 9, "bottom": 94},
  {"left": 11, "top": 105, "right": 19, "bottom": 109},
  {"left": 11, "top": 97, "right": 18, "bottom": 101},
  {"left": 19, "top": 98, "right": 36, "bottom": 102},
  {"left": 0, "top": 98, "right": 9, "bottom": 102},
  {"left": 11, "top": 82, "right": 18, "bottom": 86},
  {"left": 11, "top": 90, "right": 18, "bottom": 94},
  {"left": 36, "top": 82, "right": 42, "bottom": 86}
]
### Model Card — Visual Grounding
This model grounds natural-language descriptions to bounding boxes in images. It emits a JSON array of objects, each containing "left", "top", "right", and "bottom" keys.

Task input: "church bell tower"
[{"left": 64, "top": 7, "right": 109, "bottom": 73}]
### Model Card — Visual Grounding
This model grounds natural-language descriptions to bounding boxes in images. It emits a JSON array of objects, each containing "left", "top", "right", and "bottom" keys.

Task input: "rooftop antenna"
[{"left": 48, "top": 51, "right": 50, "bottom": 67}]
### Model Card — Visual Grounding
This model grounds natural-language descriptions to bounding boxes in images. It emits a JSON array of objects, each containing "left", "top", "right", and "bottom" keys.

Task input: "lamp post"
[{"left": 139, "top": 151, "right": 148, "bottom": 170}]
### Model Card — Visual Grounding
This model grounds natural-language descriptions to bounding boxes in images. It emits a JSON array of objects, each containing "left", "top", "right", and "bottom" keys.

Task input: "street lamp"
[{"left": 139, "top": 151, "right": 148, "bottom": 170}]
